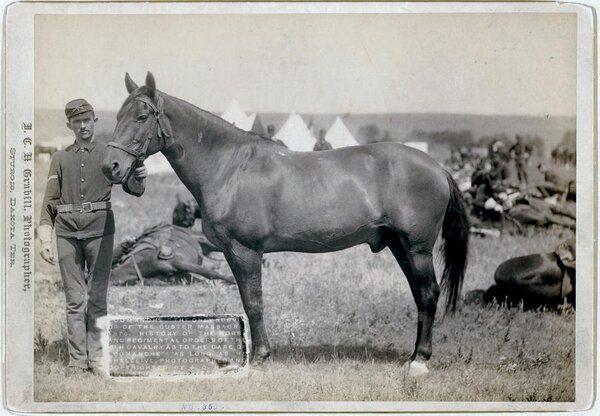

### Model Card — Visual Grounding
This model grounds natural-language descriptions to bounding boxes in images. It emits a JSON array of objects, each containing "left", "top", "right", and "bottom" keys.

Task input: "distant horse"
[
  {"left": 102, "top": 72, "right": 469, "bottom": 376},
  {"left": 35, "top": 144, "right": 58, "bottom": 159},
  {"left": 507, "top": 199, "right": 575, "bottom": 230},
  {"left": 467, "top": 238, "right": 575, "bottom": 309}
]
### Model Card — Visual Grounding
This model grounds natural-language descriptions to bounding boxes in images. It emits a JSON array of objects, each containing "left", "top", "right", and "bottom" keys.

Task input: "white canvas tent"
[
  {"left": 145, "top": 152, "right": 173, "bottom": 175},
  {"left": 221, "top": 100, "right": 252, "bottom": 130},
  {"left": 221, "top": 100, "right": 266, "bottom": 135},
  {"left": 52, "top": 135, "right": 76, "bottom": 149},
  {"left": 325, "top": 117, "right": 359, "bottom": 148},
  {"left": 404, "top": 141, "right": 429, "bottom": 154},
  {"left": 246, "top": 113, "right": 267, "bottom": 136},
  {"left": 275, "top": 113, "right": 316, "bottom": 152}
]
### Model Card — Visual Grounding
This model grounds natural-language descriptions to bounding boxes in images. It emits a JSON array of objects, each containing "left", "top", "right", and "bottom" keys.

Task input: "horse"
[
  {"left": 111, "top": 195, "right": 229, "bottom": 286},
  {"left": 110, "top": 222, "right": 234, "bottom": 286},
  {"left": 35, "top": 144, "right": 58, "bottom": 159},
  {"left": 466, "top": 238, "right": 575, "bottom": 310},
  {"left": 102, "top": 72, "right": 469, "bottom": 376}
]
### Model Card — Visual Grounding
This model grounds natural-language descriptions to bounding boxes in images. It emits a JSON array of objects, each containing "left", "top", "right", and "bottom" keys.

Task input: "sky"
[{"left": 35, "top": 12, "right": 576, "bottom": 116}]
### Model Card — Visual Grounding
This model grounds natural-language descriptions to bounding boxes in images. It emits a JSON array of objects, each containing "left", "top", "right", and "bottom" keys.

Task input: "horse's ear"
[
  {"left": 144, "top": 72, "right": 157, "bottom": 99},
  {"left": 125, "top": 72, "right": 138, "bottom": 94},
  {"left": 145, "top": 72, "right": 156, "bottom": 91}
]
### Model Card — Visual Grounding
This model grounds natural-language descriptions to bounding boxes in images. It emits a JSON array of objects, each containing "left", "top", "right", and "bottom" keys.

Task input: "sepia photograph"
[{"left": 2, "top": 1, "right": 596, "bottom": 413}]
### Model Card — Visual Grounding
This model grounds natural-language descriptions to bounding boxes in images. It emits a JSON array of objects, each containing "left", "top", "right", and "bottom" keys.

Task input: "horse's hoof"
[
  {"left": 251, "top": 355, "right": 269, "bottom": 367},
  {"left": 251, "top": 346, "right": 271, "bottom": 366},
  {"left": 249, "top": 362, "right": 266, "bottom": 372},
  {"left": 403, "top": 360, "right": 429, "bottom": 377}
]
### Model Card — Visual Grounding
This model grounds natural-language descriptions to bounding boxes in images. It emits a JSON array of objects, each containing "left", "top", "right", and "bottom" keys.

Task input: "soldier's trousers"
[{"left": 56, "top": 234, "right": 114, "bottom": 368}]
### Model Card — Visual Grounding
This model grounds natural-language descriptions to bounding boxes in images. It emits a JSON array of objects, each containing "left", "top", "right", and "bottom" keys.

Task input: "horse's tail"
[{"left": 440, "top": 170, "right": 470, "bottom": 311}]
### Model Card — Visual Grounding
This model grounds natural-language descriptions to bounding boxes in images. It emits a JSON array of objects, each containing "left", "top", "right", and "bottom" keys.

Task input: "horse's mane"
[
  {"left": 124, "top": 86, "right": 284, "bottom": 150},
  {"left": 176, "top": 97, "right": 283, "bottom": 148}
]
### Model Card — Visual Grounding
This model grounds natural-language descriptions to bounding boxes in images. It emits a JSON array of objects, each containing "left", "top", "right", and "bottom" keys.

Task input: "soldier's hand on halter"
[
  {"left": 38, "top": 224, "right": 56, "bottom": 265},
  {"left": 134, "top": 165, "right": 148, "bottom": 180}
]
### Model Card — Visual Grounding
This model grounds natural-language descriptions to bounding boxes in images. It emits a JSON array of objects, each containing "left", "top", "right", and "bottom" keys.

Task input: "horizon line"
[{"left": 37, "top": 107, "right": 577, "bottom": 119}]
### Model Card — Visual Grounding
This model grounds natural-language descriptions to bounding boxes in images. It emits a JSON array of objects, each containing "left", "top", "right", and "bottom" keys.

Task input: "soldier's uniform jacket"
[{"left": 40, "top": 140, "right": 116, "bottom": 239}]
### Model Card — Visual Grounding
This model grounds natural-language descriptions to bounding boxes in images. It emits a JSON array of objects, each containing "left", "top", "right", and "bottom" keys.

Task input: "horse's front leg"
[{"left": 224, "top": 242, "right": 270, "bottom": 364}]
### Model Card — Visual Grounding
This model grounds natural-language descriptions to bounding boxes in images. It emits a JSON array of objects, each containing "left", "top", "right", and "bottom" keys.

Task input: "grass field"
[{"left": 33, "top": 164, "right": 575, "bottom": 403}]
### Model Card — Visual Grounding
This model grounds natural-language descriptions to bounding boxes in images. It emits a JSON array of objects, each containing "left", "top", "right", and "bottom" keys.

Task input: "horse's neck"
[{"left": 160, "top": 94, "right": 252, "bottom": 197}]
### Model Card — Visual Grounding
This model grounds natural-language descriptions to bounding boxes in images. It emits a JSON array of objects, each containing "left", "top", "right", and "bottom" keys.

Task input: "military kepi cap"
[{"left": 65, "top": 98, "right": 94, "bottom": 119}]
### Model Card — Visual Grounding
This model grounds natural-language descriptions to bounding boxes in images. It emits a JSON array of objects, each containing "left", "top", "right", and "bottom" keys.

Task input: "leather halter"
[{"left": 107, "top": 94, "right": 172, "bottom": 162}]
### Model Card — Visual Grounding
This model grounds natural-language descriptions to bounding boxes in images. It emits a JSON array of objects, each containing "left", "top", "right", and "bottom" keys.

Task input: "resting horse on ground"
[
  {"left": 111, "top": 199, "right": 231, "bottom": 286},
  {"left": 465, "top": 238, "right": 575, "bottom": 309},
  {"left": 111, "top": 222, "right": 234, "bottom": 286},
  {"left": 506, "top": 198, "right": 575, "bottom": 230},
  {"left": 102, "top": 72, "right": 469, "bottom": 376}
]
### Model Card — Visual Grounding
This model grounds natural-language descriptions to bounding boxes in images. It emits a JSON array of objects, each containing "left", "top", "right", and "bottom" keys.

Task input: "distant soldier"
[
  {"left": 459, "top": 146, "right": 473, "bottom": 167},
  {"left": 266, "top": 124, "right": 287, "bottom": 148},
  {"left": 536, "top": 163, "right": 574, "bottom": 200},
  {"left": 550, "top": 147, "right": 560, "bottom": 165},
  {"left": 172, "top": 195, "right": 202, "bottom": 228},
  {"left": 313, "top": 128, "right": 333, "bottom": 151},
  {"left": 509, "top": 135, "right": 529, "bottom": 187},
  {"left": 488, "top": 139, "right": 505, "bottom": 160},
  {"left": 470, "top": 160, "right": 504, "bottom": 221},
  {"left": 448, "top": 148, "right": 463, "bottom": 171},
  {"left": 491, "top": 154, "right": 511, "bottom": 186}
]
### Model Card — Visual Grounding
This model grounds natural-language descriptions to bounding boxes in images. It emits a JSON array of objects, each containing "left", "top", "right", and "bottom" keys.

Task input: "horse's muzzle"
[
  {"left": 102, "top": 151, "right": 132, "bottom": 184},
  {"left": 102, "top": 161, "right": 126, "bottom": 184}
]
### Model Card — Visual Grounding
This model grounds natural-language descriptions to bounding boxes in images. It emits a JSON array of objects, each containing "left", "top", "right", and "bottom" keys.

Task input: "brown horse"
[{"left": 102, "top": 72, "right": 469, "bottom": 375}]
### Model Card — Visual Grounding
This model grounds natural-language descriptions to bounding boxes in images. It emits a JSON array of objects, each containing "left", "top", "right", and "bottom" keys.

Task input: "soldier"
[
  {"left": 313, "top": 128, "right": 333, "bottom": 151},
  {"left": 38, "top": 99, "right": 147, "bottom": 376},
  {"left": 536, "top": 163, "right": 574, "bottom": 200},
  {"left": 509, "top": 135, "right": 530, "bottom": 187},
  {"left": 266, "top": 124, "right": 287, "bottom": 148}
]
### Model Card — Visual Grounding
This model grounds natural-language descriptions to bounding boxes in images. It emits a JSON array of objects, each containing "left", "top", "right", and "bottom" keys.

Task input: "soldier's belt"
[{"left": 56, "top": 201, "right": 111, "bottom": 213}]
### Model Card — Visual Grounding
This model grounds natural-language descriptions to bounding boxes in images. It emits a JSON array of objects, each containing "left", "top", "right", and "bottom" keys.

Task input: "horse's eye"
[{"left": 137, "top": 114, "right": 149, "bottom": 122}]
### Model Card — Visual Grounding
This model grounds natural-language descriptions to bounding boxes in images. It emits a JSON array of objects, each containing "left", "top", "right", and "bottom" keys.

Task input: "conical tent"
[
  {"left": 145, "top": 152, "right": 173, "bottom": 175},
  {"left": 221, "top": 100, "right": 267, "bottom": 136},
  {"left": 404, "top": 141, "right": 429, "bottom": 154},
  {"left": 275, "top": 113, "right": 316, "bottom": 152},
  {"left": 221, "top": 100, "right": 249, "bottom": 128},
  {"left": 247, "top": 113, "right": 267, "bottom": 136},
  {"left": 325, "top": 117, "right": 359, "bottom": 148}
]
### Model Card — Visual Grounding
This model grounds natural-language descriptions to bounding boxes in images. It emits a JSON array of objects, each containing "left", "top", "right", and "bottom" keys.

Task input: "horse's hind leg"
[
  {"left": 171, "top": 258, "right": 236, "bottom": 285},
  {"left": 224, "top": 242, "right": 270, "bottom": 364},
  {"left": 388, "top": 235, "right": 439, "bottom": 375}
]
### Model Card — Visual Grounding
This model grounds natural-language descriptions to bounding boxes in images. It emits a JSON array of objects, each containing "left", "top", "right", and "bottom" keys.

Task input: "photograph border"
[{"left": 3, "top": 1, "right": 597, "bottom": 413}]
